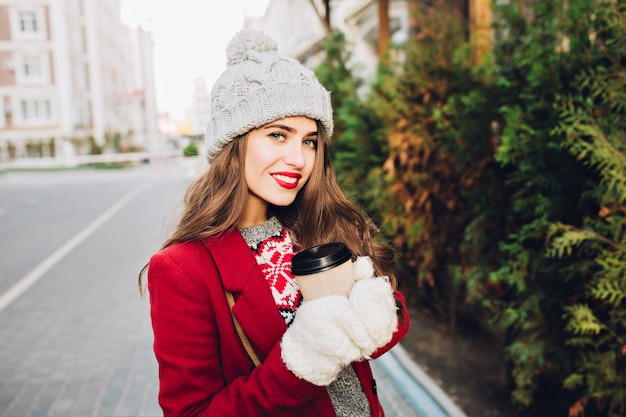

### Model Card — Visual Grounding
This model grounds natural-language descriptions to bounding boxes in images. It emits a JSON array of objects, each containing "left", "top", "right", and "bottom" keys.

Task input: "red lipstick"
[{"left": 272, "top": 172, "right": 301, "bottom": 190}]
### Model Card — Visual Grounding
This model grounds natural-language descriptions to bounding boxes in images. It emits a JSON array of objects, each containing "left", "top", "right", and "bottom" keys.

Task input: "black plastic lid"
[{"left": 291, "top": 242, "right": 352, "bottom": 275}]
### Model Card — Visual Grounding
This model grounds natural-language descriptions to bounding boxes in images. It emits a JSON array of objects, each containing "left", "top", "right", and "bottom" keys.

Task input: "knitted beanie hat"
[{"left": 205, "top": 29, "right": 334, "bottom": 161}]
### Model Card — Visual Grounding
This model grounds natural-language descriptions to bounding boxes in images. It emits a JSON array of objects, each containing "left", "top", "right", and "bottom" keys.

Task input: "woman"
[{"left": 141, "top": 29, "right": 410, "bottom": 417}]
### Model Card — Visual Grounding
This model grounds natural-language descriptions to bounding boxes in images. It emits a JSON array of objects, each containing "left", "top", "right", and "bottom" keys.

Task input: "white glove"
[
  {"left": 352, "top": 255, "right": 376, "bottom": 281},
  {"left": 349, "top": 257, "right": 399, "bottom": 355},
  {"left": 281, "top": 256, "right": 398, "bottom": 385},
  {"left": 281, "top": 295, "right": 375, "bottom": 386}
]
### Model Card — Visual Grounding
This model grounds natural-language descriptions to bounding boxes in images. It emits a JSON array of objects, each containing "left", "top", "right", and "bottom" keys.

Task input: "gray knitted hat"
[{"left": 205, "top": 29, "right": 334, "bottom": 161}]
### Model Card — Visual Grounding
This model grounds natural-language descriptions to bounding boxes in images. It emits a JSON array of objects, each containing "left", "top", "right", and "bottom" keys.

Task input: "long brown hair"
[{"left": 138, "top": 120, "right": 396, "bottom": 292}]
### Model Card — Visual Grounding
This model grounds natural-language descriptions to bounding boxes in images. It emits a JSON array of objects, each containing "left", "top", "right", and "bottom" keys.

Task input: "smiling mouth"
[{"left": 272, "top": 173, "right": 300, "bottom": 189}]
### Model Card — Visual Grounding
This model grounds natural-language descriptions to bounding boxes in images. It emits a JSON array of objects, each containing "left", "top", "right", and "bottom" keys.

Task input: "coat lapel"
[{"left": 205, "top": 230, "right": 287, "bottom": 359}]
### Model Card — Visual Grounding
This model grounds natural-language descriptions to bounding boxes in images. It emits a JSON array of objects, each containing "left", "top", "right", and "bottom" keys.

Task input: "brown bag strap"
[{"left": 224, "top": 289, "right": 262, "bottom": 367}]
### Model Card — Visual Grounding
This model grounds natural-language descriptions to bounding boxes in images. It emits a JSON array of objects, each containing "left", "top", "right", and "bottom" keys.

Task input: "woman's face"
[{"left": 242, "top": 116, "right": 318, "bottom": 226}]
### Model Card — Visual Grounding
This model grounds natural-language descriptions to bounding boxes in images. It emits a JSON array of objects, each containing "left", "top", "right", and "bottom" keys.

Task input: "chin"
[{"left": 268, "top": 196, "right": 298, "bottom": 207}]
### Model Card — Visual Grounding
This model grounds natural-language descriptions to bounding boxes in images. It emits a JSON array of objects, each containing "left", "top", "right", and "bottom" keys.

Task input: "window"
[
  {"left": 23, "top": 55, "right": 42, "bottom": 77},
  {"left": 16, "top": 53, "right": 50, "bottom": 84},
  {"left": 10, "top": 8, "right": 46, "bottom": 40},
  {"left": 19, "top": 11, "right": 38, "bottom": 33},
  {"left": 17, "top": 99, "right": 53, "bottom": 125}
]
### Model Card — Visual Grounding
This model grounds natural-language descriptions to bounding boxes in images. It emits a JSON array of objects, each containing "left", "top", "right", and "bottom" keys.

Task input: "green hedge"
[{"left": 317, "top": 0, "right": 625, "bottom": 415}]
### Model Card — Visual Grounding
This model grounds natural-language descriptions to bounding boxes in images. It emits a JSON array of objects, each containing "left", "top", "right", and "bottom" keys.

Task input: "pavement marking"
[{"left": 0, "top": 180, "right": 155, "bottom": 313}]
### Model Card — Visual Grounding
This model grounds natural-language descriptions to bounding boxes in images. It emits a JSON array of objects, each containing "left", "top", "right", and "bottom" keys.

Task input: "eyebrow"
[{"left": 263, "top": 123, "right": 318, "bottom": 136}]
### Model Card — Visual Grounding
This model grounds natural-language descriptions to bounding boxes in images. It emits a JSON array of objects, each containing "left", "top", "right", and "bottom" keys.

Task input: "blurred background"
[{"left": 0, "top": 1, "right": 624, "bottom": 417}]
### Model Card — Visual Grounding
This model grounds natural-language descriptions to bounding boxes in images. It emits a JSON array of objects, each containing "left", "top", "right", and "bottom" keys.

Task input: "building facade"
[
  {"left": 0, "top": 0, "right": 159, "bottom": 162},
  {"left": 244, "top": 0, "right": 492, "bottom": 87},
  {"left": 190, "top": 77, "right": 210, "bottom": 137},
  {"left": 245, "top": 0, "right": 410, "bottom": 84}
]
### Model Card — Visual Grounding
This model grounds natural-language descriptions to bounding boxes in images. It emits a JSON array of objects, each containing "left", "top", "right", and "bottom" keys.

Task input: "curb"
[{"left": 377, "top": 344, "right": 469, "bottom": 417}]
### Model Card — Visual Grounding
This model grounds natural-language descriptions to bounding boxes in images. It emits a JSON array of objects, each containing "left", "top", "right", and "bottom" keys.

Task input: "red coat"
[{"left": 148, "top": 229, "right": 410, "bottom": 417}]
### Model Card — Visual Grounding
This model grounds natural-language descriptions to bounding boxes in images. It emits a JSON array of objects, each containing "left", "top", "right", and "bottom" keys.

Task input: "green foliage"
[
  {"left": 105, "top": 132, "right": 123, "bottom": 153},
  {"left": 88, "top": 135, "right": 102, "bottom": 155},
  {"left": 367, "top": 1, "right": 507, "bottom": 327},
  {"left": 48, "top": 137, "right": 56, "bottom": 157},
  {"left": 563, "top": 304, "right": 604, "bottom": 336},
  {"left": 310, "top": 1, "right": 624, "bottom": 415},
  {"left": 544, "top": 3, "right": 626, "bottom": 410},
  {"left": 507, "top": 334, "right": 546, "bottom": 407},
  {"left": 486, "top": 0, "right": 626, "bottom": 414},
  {"left": 183, "top": 141, "right": 199, "bottom": 157},
  {"left": 314, "top": 32, "right": 385, "bottom": 209},
  {"left": 552, "top": 73, "right": 626, "bottom": 203}
]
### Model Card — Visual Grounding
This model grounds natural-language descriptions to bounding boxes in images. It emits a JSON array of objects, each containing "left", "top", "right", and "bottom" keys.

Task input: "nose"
[{"left": 283, "top": 141, "right": 306, "bottom": 168}]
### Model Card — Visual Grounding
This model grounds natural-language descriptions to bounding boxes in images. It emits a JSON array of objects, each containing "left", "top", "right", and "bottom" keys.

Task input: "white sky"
[{"left": 120, "top": 0, "right": 269, "bottom": 120}]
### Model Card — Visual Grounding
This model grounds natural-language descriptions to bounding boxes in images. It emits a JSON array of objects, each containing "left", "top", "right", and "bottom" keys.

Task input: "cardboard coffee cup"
[{"left": 292, "top": 242, "right": 354, "bottom": 300}]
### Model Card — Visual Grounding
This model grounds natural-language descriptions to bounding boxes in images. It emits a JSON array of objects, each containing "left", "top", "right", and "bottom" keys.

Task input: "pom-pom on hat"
[{"left": 205, "top": 29, "right": 334, "bottom": 161}]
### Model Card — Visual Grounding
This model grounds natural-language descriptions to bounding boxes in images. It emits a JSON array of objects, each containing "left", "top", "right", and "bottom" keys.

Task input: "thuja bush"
[
  {"left": 546, "top": 2, "right": 626, "bottom": 415},
  {"left": 367, "top": 2, "right": 508, "bottom": 327},
  {"left": 363, "top": 0, "right": 624, "bottom": 414},
  {"left": 485, "top": 0, "right": 625, "bottom": 415}
]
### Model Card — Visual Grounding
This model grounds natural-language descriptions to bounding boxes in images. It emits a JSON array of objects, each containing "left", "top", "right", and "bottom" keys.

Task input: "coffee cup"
[{"left": 292, "top": 242, "right": 354, "bottom": 300}]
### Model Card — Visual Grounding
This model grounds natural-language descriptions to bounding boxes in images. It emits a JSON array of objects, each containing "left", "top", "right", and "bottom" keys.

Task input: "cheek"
[
  {"left": 243, "top": 153, "right": 262, "bottom": 188},
  {"left": 304, "top": 151, "right": 317, "bottom": 177},
  {"left": 245, "top": 147, "right": 268, "bottom": 176}
]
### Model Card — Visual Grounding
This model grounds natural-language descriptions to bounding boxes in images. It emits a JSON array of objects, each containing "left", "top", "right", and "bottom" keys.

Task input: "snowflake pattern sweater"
[{"left": 239, "top": 216, "right": 302, "bottom": 326}]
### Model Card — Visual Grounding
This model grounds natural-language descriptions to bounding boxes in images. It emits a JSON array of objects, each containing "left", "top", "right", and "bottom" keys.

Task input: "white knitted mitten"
[
  {"left": 281, "top": 295, "right": 375, "bottom": 386},
  {"left": 349, "top": 257, "right": 399, "bottom": 355},
  {"left": 352, "top": 256, "right": 376, "bottom": 281}
]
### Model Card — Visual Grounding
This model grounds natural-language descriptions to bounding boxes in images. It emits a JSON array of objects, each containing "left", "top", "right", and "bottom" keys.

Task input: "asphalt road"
[{"left": 0, "top": 159, "right": 438, "bottom": 417}]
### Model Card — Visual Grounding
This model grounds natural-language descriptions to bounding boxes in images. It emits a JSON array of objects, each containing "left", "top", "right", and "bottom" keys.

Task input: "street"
[
  {"left": 0, "top": 159, "right": 445, "bottom": 417},
  {"left": 0, "top": 162, "right": 185, "bottom": 416}
]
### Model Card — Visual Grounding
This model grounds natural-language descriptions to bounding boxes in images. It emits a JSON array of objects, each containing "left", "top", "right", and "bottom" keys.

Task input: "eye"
[
  {"left": 303, "top": 138, "right": 318, "bottom": 149},
  {"left": 269, "top": 132, "right": 286, "bottom": 141}
]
